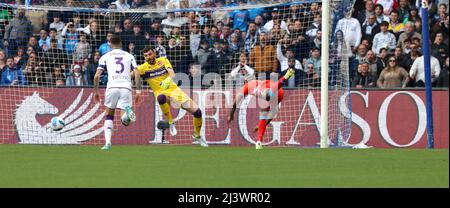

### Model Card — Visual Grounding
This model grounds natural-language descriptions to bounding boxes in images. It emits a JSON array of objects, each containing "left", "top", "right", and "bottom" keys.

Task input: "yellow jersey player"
[{"left": 138, "top": 46, "right": 208, "bottom": 147}]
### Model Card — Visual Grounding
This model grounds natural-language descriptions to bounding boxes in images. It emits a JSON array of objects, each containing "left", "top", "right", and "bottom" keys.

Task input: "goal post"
[{"left": 0, "top": 0, "right": 354, "bottom": 147}]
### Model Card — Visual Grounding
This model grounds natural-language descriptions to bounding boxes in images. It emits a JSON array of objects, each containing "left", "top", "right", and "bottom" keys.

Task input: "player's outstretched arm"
[
  {"left": 134, "top": 69, "right": 142, "bottom": 104},
  {"left": 93, "top": 69, "right": 103, "bottom": 103}
]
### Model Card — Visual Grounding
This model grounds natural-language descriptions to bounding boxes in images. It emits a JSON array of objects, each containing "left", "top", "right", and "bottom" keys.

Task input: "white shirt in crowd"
[
  {"left": 410, "top": 55, "right": 441, "bottom": 83},
  {"left": 230, "top": 64, "right": 255, "bottom": 81},
  {"left": 372, "top": 31, "right": 396, "bottom": 55},
  {"left": 335, "top": 17, "right": 362, "bottom": 48},
  {"left": 114, "top": 0, "right": 130, "bottom": 11}
]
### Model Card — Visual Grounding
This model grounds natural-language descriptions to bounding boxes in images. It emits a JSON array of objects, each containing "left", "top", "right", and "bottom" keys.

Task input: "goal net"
[{"left": 0, "top": 0, "right": 353, "bottom": 147}]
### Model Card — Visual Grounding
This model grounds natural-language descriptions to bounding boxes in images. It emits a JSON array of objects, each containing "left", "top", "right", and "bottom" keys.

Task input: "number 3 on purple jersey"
[{"left": 115, "top": 57, "right": 124, "bottom": 73}]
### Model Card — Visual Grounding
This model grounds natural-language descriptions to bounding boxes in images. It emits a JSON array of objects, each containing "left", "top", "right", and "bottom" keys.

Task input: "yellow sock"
[
  {"left": 160, "top": 103, "right": 173, "bottom": 124},
  {"left": 193, "top": 117, "right": 202, "bottom": 137}
]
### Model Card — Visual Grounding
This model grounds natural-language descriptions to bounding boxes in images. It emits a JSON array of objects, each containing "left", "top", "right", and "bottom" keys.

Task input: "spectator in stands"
[
  {"left": 388, "top": 10, "right": 406, "bottom": 39},
  {"left": 436, "top": 56, "right": 449, "bottom": 87},
  {"left": 366, "top": 50, "right": 381, "bottom": 80},
  {"left": 99, "top": 31, "right": 113, "bottom": 56},
  {"left": 189, "top": 22, "right": 201, "bottom": 58},
  {"left": 73, "top": 32, "right": 91, "bottom": 63},
  {"left": 410, "top": 54, "right": 441, "bottom": 87},
  {"left": 38, "top": 29, "right": 51, "bottom": 52},
  {"left": 264, "top": 7, "right": 288, "bottom": 32},
  {"left": 196, "top": 39, "right": 211, "bottom": 68},
  {"left": 304, "top": 47, "right": 321, "bottom": 77},
  {"left": 254, "top": 15, "right": 266, "bottom": 32},
  {"left": 118, "top": 18, "right": 135, "bottom": 49},
  {"left": 397, "top": 0, "right": 410, "bottom": 23},
  {"left": 374, "top": 4, "right": 390, "bottom": 24},
  {"left": 84, "top": 21, "right": 103, "bottom": 54},
  {"left": 166, "top": 36, "right": 182, "bottom": 72},
  {"left": 3, "top": 8, "right": 32, "bottom": 57},
  {"left": 377, "top": 56, "right": 409, "bottom": 88},
  {"left": 27, "top": 36, "right": 42, "bottom": 57},
  {"left": 310, "top": 30, "right": 322, "bottom": 49},
  {"left": 362, "top": 14, "right": 381, "bottom": 44},
  {"left": 113, "top": 0, "right": 131, "bottom": 11},
  {"left": 49, "top": 28, "right": 63, "bottom": 49},
  {"left": 205, "top": 39, "right": 229, "bottom": 78},
  {"left": 229, "top": 0, "right": 250, "bottom": 39},
  {"left": 249, "top": 31, "right": 278, "bottom": 79},
  {"left": 229, "top": 33, "right": 243, "bottom": 55},
  {"left": 356, "top": 0, "right": 375, "bottom": 25},
  {"left": 23, "top": 51, "right": 45, "bottom": 86},
  {"left": 66, "top": 64, "right": 87, "bottom": 86},
  {"left": 393, "top": 46, "right": 407, "bottom": 69},
  {"left": 431, "top": 32, "right": 449, "bottom": 66},
  {"left": 433, "top": 3, "right": 448, "bottom": 23},
  {"left": 335, "top": 9, "right": 362, "bottom": 54},
  {"left": 229, "top": 51, "right": 255, "bottom": 85},
  {"left": 305, "top": 13, "right": 321, "bottom": 38},
  {"left": 154, "top": 33, "right": 167, "bottom": 57},
  {"left": 13, "top": 47, "right": 26, "bottom": 69},
  {"left": 43, "top": 38, "right": 68, "bottom": 72},
  {"left": 372, "top": 21, "right": 396, "bottom": 55},
  {"left": 52, "top": 66, "right": 65, "bottom": 87},
  {"left": 299, "top": 63, "right": 319, "bottom": 88},
  {"left": 49, "top": 14, "right": 65, "bottom": 36},
  {"left": 431, "top": 14, "right": 449, "bottom": 42},
  {"left": 352, "top": 62, "right": 377, "bottom": 88},
  {"left": 406, "top": 8, "right": 420, "bottom": 23},
  {"left": 397, "top": 21, "right": 422, "bottom": 52},
  {"left": 374, "top": 0, "right": 395, "bottom": 15},
  {"left": 61, "top": 22, "right": 79, "bottom": 56},
  {"left": 130, "top": 24, "right": 147, "bottom": 60},
  {"left": 355, "top": 44, "right": 369, "bottom": 63},
  {"left": 1, "top": 57, "right": 27, "bottom": 86},
  {"left": 276, "top": 39, "right": 302, "bottom": 87},
  {"left": 161, "top": 12, "right": 187, "bottom": 36},
  {"left": 268, "top": 23, "right": 286, "bottom": 45}
]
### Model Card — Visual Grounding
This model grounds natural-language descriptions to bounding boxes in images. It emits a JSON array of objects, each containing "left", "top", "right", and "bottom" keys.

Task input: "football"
[{"left": 50, "top": 117, "right": 65, "bottom": 131}]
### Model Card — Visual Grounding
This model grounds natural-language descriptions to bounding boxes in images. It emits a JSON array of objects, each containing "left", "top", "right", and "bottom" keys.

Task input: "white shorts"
[{"left": 104, "top": 88, "right": 132, "bottom": 110}]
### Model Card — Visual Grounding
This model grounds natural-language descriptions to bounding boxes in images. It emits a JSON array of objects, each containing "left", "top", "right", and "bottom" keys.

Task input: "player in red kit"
[{"left": 228, "top": 68, "right": 295, "bottom": 149}]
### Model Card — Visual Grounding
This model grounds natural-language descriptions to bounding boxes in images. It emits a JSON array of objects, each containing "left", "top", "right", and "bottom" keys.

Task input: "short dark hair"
[
  {"left": 142, "top": 45, "right": 155, "bottom": 54},
  {"left": 380, "top": 21, "right": 389, "bottom": 27},
  {"left": 110, "top": 34, "right": 122, "bottom": 46}
]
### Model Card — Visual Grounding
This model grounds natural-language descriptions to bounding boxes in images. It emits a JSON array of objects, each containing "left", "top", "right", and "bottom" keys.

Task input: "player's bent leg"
[
  {"left": 255, "top": 119, "right": 269, "bottom": 150},
  {"left": 182, "top": 101, "right": 208, "bottom": 147},
  {"left": 102, "top": 108, "right": 115, "bottom": 150},
  {"left": 157, "top": 94, "right": 176, "bottom": 136}
]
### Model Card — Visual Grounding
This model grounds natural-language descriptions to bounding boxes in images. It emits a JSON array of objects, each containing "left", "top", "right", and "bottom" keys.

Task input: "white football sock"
[{"left": 104, "top": 120, "right": 113, "bottom": 145}]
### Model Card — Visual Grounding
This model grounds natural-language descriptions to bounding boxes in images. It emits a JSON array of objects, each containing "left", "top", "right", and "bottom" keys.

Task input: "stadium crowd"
[{"left": 0, "top": 0, "right": 448, "bottom": 88}]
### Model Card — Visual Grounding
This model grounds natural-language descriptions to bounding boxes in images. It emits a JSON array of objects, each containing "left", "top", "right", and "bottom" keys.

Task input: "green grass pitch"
[{"left": 0, "top": 145, "right": 448, "bottom": 188}]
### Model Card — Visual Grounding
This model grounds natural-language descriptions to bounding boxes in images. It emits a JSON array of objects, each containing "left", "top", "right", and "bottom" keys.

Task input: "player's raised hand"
[
  {"left": 93, "top": 92, "right": 101, "bottom": 103},
  {"left": 284, "top": 68, "right": 295, "bottom": 80}
]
